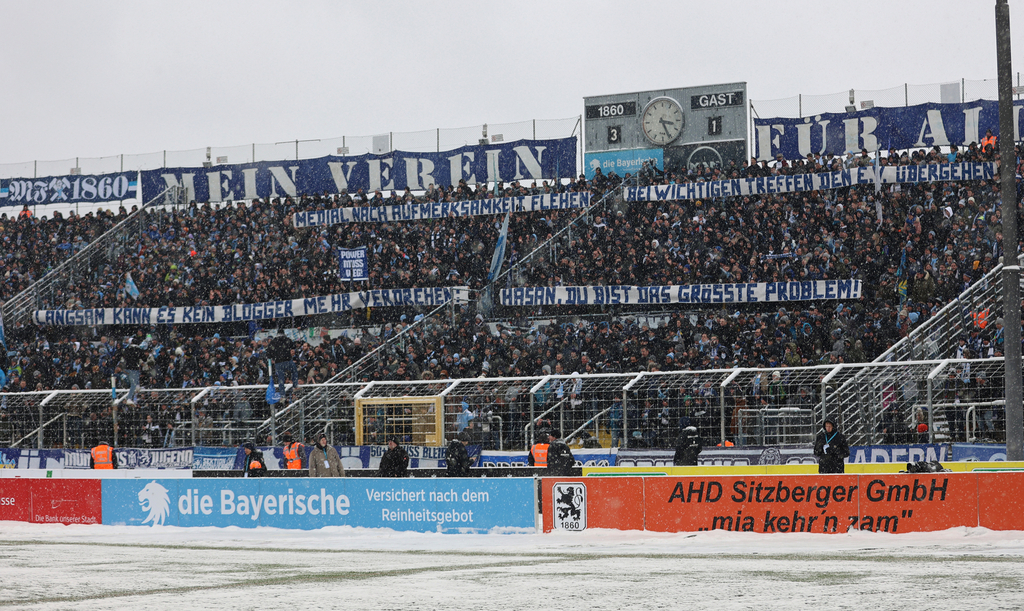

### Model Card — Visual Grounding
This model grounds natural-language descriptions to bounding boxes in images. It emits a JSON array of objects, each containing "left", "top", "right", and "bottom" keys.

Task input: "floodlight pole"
[{"left": 996, "top": 0, "right": 1022, "bottom": 460}]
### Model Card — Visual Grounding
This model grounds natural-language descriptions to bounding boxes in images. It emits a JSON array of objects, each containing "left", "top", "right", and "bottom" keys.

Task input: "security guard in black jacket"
[
  {"left": 673, "top": 426, "right": 702, "bottom": 466},
  {"left": 544, "top": 430, "right": 575, "bottom": 476},
  {"left": 445, "top": 431, "right": 474, "bottom": 477},
  {"left": 378, "top": 436, "right": 410, "bottom": 477}
]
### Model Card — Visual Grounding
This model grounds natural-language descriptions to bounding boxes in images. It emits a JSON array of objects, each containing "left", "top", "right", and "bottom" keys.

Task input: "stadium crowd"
[
  {"left": 0, "top": 205, "right": 125, "bottom": 302},
  {"left": 1, "top": 143, "right": 1022, "bottom": 448},
  {"left": 28, "top": 175, "right": 608, "bottom": 314}
]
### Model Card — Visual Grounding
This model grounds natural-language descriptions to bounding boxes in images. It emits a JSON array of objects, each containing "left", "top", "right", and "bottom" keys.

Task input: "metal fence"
[
  {"left": 2, "top": 358, "right": 1011, "bottom": 451},
  {"left": 751, "top": 76, "right": 1022, "bottom": 118},
  {"left": 875, "top": 256, "right": 1023, "bottom": 363},
  {"left": 0, "top": 117, "right": 581, "bottom": 180}
]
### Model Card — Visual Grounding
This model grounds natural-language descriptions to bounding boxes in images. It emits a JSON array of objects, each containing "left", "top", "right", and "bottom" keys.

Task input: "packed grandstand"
[{"left": 0, "top": 116, "right": 1021, "bottom": 456}]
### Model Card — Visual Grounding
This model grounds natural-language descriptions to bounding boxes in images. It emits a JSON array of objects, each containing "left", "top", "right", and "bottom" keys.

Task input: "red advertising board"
[
  {"left": 28, "top": 480, "right": 102, "bottom": 525},
  {"left": 0, "top": 479, "right": 31, "bottom": 523},
  {"left": 542, "top": 477, "right": 644, "bottom": 533},
  {"left": 854, "top": 473, "right": 976, "bottom": 532},
  {"left": 644, "top": 475, "right": 856, "bottom": 533},
  {"left": 976, "top": 472, "right": 1024, "bottom": 531},
  {"left": 543, "top": 473, "right": 1021, "bottom": 534}
]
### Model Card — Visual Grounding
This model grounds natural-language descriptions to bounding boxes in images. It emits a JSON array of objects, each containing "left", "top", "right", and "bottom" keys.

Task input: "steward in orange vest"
[
  {"left": 528, "top": 430, "right": 550, "bottom": 468},
  {"left": 972, "top": 308, "right": 990, "bottom": 330},
  {"left": 91, "top": 442, "right": 117, "bottom": 469},
  {"left": 980, "top": 130, "right": 996, "bottom": 152},
  {"left": 281, "top": 432, "right": 305, "bottom": 470}
]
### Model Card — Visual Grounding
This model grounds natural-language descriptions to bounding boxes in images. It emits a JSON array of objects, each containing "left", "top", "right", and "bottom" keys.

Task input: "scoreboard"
[{"left": 583, "top": 83, "right": 748, "bottom": 179}]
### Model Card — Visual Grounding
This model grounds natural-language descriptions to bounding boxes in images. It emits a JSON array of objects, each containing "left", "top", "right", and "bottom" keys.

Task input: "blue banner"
[
  {"left": 141, "top": 138, "right": 577, "bottom": 203},
  {"left": 848, "top": 444, "right": 947, "bottom": 464},
  {"left": 192, "top": 447, "right": 243, "bottom": 470},
  {"left": 755, "top": 99, "right": 1024, "bottom": 161},
  {"left": 0, "top": 448, "right": 66, "bottom": 469},
  {"left": 201, "top": 445, "right": 481, "bottom": 471},
  {"left": 61, "top": 447, "right": 194, "bottom": 469},
  {"left": 0, "top": 172, "right": 138, "bottom": 207},
  {"left": 337, "top": 247, "right": 368, "bottom": 282},
  {"left": 101, "top": 477, "right": 535, "bottom": 532},
  {"left": 585, "top": 148, "right": 664, "bottom": 180},
  {"left": 500, "top": 281, "right": 861, "bottom": 307},
  {"left": 478, "top": 449, "right": 616, "bottom": 467},
  {"left": 293, "top": 192, "right": 590, "bottom": 228},
  {"left": 34, "top": 286, "right": 470, "bottom": 326},
  {"left": 616, "top": 448, "right": 818, "bottom": 467},
  {"left": 951, "top": 443, "right": 1007, "bottom": 462},
  {"left": 623, "top": 163, "right": 996, "bottom": 202}
]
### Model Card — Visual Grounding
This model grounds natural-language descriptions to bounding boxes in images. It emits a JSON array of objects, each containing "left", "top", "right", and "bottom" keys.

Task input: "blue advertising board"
[
  {"left": 951, "top": 443, "right": 1006, "bottom": 462},
  {"left": 848, "top": 444, "right": 947, "bottom": 463},
  {"left": 479, "top": 448, "right": 616, "bottom": 467},
  {"left": 584, "top": 148, "right": 663, "bottom": 180},
  {"left": 102, "top": 478, "right": 535, "bottom": 532}
]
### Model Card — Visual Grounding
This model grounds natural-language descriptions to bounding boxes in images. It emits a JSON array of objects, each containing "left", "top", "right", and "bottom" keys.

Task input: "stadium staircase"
[
  {"left": 254, "top": 177, "right": 635, "bottom": 444},
  {"left": 1, "top": 186, "right": 187, "bottom": 328},
  {"left": 828, "top": 256, "right": 1023, "bottom": 446}
]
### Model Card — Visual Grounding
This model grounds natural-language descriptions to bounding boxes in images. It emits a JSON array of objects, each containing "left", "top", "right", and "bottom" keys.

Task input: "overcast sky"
[{"left": 2, "top": 0, "right": 1022, "bottom": 167}]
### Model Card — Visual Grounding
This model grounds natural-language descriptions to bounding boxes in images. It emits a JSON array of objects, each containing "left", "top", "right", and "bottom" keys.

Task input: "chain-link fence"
[
  {"left": 0, "top": 117, "right": 581, "bottom": 180},
  {"left": 3, "top": 358, "right": 1012, "bottom": 451},
  {"left": 751, "top": 76, "right": 1022, "bottom": 118}
]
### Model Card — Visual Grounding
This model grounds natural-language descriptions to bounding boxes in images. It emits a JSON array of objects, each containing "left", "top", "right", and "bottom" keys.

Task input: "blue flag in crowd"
[
  {"left": 487, "top": 211, "right": 511, "bottom": 284},
  {"left": 266, "top": 378, "right": 282, "bottom": 404},
  {"left": 0, "top": 308, "right": 7, "bottom": 388},
  {"left": 125, "top": 273, "right": 140, "bottom": 300},
  {"left": 266, "top": 359, "right": 282, "bottom": 404}
]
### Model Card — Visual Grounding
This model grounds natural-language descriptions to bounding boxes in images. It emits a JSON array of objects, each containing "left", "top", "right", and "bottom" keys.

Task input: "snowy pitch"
[{"left": 1, "top": 523, "right": 1022, "bottom": 610}]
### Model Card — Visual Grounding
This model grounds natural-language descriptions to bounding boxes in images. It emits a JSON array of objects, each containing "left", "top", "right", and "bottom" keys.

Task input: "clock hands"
[{"left": 659, "top": 118, "right": 676, "bottom": 138}]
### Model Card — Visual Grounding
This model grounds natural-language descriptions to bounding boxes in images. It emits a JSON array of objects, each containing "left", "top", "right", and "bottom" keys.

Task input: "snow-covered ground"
[{"left": 1, "top": 523, "right": 1022, "bottom": 610}]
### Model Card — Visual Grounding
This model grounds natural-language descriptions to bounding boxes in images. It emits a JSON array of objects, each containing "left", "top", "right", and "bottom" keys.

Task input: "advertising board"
[{"left": 102, "top": 478, "right": 534, "bottom": 532}]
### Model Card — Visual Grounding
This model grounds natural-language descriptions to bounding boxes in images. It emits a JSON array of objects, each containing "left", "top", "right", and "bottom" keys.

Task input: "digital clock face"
[{"left": 641, "top": 97, "right": 684, "bottom": 146}]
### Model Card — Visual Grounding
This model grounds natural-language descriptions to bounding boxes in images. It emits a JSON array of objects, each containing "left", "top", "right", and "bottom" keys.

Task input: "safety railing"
[
  {"left": 751, "top": 76, "right": 1021, "bottom": 118},
  {"left": 736, "top": 408, "right": 816, "bottom": 447},
  {"left": 0, "top": 117, "right": 581, "bottom": 180},
  {"left": 875, "top": 255, "right": 1023, "bottom": 363},
  {"left": 0, "top": 185, "right": 186, "bottom": 327},
  {"left": 966, "top": 402, "right": 1007, "bottom": 444},
  {"left": 5, "top": 357, "right": 1012, "bottom": 450}
]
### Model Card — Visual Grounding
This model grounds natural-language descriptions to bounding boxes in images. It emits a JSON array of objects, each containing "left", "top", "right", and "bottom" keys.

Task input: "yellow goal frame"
[{"left": 354, "top": 396, "right": 445, "bottom": 447}]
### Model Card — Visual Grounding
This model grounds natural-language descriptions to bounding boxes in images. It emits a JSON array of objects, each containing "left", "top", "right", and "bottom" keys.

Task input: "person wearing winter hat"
[
  {"left": 445, "top": 431, "right": 474, "bottom": 477},
  {"left": 309, "top": 432, "right": 345, "bottom": 477},
  {"left": 378, "top": 435, "right": 409, "bottom": 477},
  {"left": 544, "top": 429, "right": 576, "bottom": 476},
  {"left": 673, "top": 426, "right": 702, "bottom": 466},
  {"left": 813, "top": 418, "right": 849, "bottom": 474},
  {"left": 242, "top": 441, "right": 267, "bottom": 477},
  {"left": 281, "top": 432, "right": 306, "bottom": 471}
]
